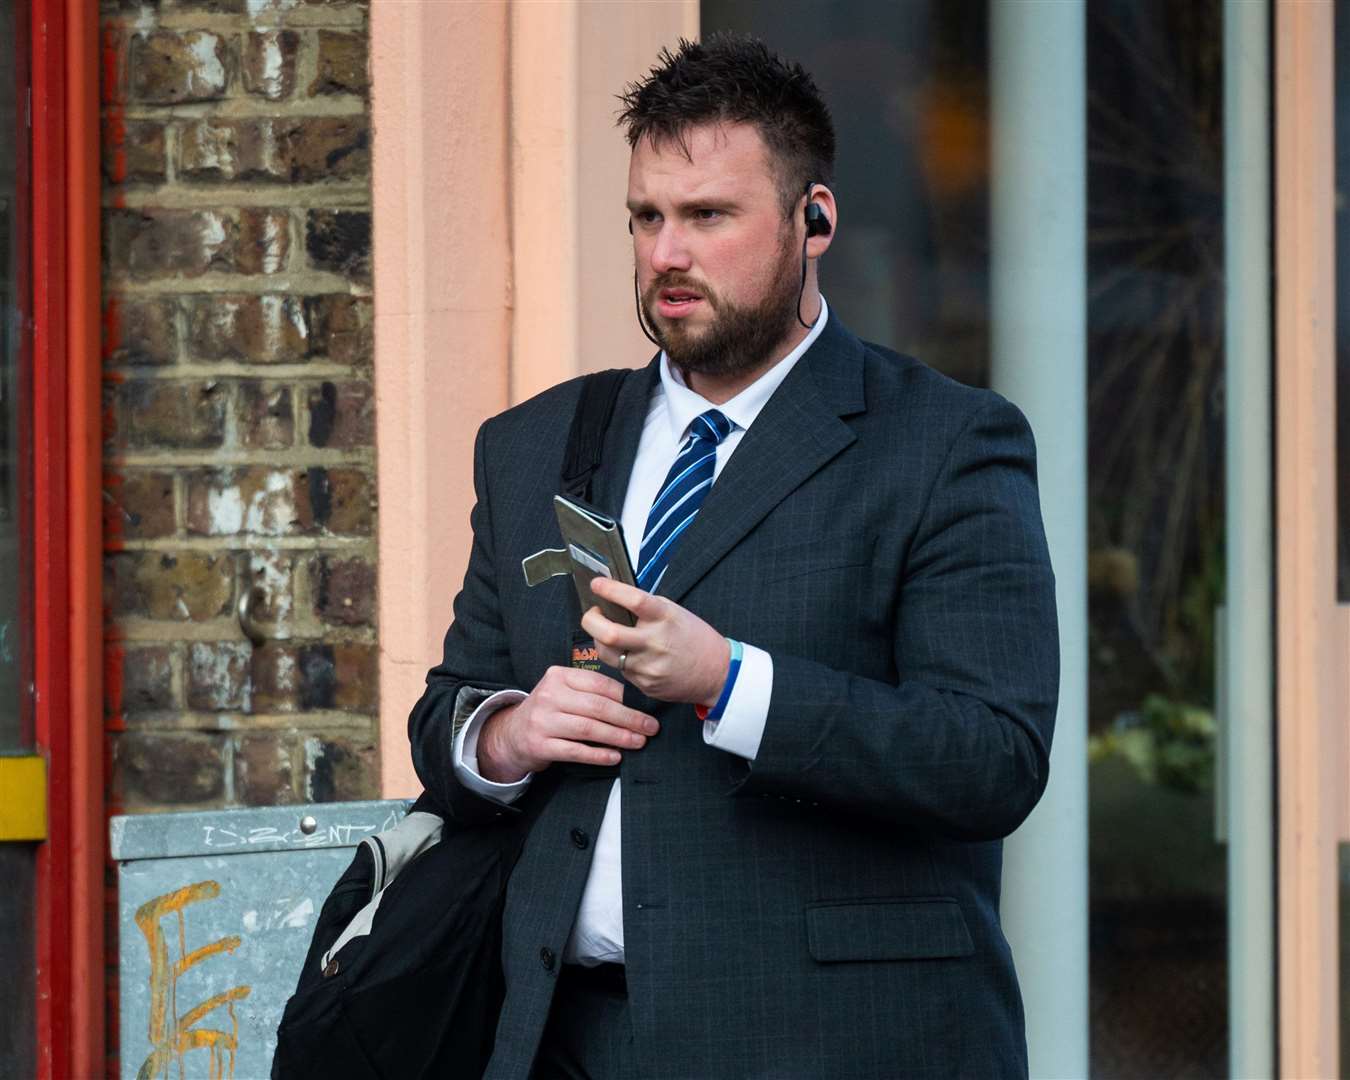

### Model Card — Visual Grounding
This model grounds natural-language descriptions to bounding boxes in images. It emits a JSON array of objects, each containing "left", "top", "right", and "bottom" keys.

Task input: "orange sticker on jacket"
[{"left": 570, "top": 637, "right": 601, "bottom": 670}]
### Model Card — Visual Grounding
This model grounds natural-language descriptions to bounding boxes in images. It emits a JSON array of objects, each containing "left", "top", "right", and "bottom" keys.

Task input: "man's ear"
[
  {"left": 804, "top": 184, "right": 837, "bottom": 259},
  {"left": 804, "top": 182, "right": 832, "bottom": 238}
]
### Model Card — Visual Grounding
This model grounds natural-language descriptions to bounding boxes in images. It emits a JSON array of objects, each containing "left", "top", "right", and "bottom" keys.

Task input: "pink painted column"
[
  {"left": 1274, "top": 1, "right": 1344, "bottom": 1073},
  {"left": 372, "top": 2, "right": 512, "bottom": 796},
  {"left": 374, "top": 1, "right": 697, "bottom": 796},
  {"left": 511, "top": 1, "right": 699, "bottom": 400}
]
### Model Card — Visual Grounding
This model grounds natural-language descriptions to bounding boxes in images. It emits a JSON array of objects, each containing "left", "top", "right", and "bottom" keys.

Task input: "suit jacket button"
[
  {"left": 540, "top": 946, "right": 556, "bottom": 972},
  {"left": 571, "top": 827, "right": 589, "bottom": 850}
]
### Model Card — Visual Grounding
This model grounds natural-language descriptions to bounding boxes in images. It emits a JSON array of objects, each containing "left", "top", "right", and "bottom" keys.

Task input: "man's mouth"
[
  {"left": 656, "top": 288, "right": 705, "bottom": 318},
  {"left": 662, "top": 288, "right": 702, "bottom": 303}
]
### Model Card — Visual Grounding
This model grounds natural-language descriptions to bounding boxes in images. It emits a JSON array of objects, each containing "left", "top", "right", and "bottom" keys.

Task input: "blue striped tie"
[{"left": 636, "top": 408, "right": 734, "bottom": 593}]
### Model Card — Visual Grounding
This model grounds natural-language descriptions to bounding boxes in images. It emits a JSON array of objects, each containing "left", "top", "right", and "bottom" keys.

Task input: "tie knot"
[{"left": 689, "top": 409, "right": 733, "bottom": 445}]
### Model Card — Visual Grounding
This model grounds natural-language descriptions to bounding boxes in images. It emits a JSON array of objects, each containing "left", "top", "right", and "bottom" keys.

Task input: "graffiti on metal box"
[
  {"left": 200, "top": 809, "right": 400, "bottom": 850},
  {"left": 134, "top": 880, "right": 252, "bottom": 1080}
]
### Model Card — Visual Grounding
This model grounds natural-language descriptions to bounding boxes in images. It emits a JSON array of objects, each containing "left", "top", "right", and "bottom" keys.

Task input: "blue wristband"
[{"left": 702, "top": 638, "right": 744, "bottom": 722}]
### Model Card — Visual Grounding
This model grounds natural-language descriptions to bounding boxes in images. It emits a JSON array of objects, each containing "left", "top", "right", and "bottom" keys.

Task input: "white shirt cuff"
[
  {"left": 452, "top": 688, "right": 531, "bottom": 804},
  {"left": 702, "top": 643, "right": 772, "bottom": 761}
]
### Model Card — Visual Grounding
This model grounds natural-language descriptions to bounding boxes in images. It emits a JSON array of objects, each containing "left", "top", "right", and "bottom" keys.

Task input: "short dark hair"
[{"left": 616, "top": 33, "right": 836, "bottom": 218}]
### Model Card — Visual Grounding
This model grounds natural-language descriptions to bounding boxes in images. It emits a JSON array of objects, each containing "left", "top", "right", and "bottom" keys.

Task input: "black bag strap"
[{"left": 561, "top": 368, "right": 628, "bottom": 501}]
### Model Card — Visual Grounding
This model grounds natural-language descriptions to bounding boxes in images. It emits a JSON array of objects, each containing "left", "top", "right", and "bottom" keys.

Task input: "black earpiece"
[
  {"left": 797, "top": 182, "right": 829, "bottom": 329},
  {"left": 804, "top": 181, "right": 831, "bottom": 237}
]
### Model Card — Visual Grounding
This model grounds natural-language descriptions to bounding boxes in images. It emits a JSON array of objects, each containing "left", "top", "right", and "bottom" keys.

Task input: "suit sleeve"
[
  {"left": 732, "top": 396, "right": 1059, "bottom": 841},
  {"left": 407, "top": 419, "right": 529, "bottom": 824}
]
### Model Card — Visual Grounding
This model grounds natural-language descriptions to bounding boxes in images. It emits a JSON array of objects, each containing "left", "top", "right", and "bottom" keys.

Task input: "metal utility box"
[{"left": 111, "top": 800, "right": 409, "bottom": 1080}]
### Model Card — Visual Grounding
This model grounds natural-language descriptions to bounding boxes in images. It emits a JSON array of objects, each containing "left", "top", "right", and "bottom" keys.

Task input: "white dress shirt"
[{"left": 452, "top": 300, "right": 831, "bottom": 964}]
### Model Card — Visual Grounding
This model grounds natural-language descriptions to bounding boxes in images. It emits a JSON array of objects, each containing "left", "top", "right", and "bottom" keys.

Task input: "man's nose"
[{"left": 649, "top": 223, "right": 691, "bottom": 274}]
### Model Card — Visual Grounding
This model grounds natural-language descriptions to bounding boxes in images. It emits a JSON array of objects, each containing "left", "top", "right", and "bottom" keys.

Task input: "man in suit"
[{"left": 409, "top": 34, "right": 1058, "bottom": 1080}]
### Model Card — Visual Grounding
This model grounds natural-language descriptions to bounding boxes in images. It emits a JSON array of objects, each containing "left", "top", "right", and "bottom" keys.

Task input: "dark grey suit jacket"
[{"left": 409, "top": 315, "right": 1059, "bottom": 1079}]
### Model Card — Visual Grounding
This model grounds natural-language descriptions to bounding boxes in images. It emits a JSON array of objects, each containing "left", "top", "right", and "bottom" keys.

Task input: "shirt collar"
[{"left": 657, "top": 296, "right": 830, "bottom": 446}]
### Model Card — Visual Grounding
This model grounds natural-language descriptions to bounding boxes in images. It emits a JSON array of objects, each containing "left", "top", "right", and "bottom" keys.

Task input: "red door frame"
[{"left": 31, "top": 0, "right": 103, "bottom": 1075}]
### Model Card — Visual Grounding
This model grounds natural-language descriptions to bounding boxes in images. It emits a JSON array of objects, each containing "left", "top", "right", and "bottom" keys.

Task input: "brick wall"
[{"left": 99, "top": 0, "right": 378, "bottom": 817}]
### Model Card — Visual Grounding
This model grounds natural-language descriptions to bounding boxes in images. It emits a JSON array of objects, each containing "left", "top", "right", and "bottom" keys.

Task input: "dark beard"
[{"left": 640, "top": 233, "right": 801, "bottom": 380}]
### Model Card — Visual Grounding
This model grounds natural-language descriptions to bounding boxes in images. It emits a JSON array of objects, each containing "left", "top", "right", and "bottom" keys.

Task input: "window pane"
[
  {"left": 701, "top": 0, "right": 990, "bottom": 387},
  {"left": 700, "top": 1, "right": 1230, "bottom": 1072},
  {"left": 1336, "top": 0, "right": 1350, "bottom": 601},
  {"left": 1336, "top": 0, "right": 1350, "bottom": 1065},
  {"left": 0, "top": 3, "right": 35, "bottom": 1075},
  {"left": 1087, "top": 2, "right": 1227, "bottom": 1072},
  {"left": 0, "top": 0, "right": 31, "bottom": 753}
]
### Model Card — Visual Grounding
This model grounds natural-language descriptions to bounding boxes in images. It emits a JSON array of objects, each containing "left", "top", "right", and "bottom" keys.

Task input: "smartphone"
[{"left": 554, "top": 495, "right": 637, "bottom": 627}]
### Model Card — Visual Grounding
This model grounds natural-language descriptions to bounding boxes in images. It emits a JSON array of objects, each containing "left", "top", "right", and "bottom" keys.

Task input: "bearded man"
[{"left": 408, "top": 33, "right": 1058, "bottom": 1080}]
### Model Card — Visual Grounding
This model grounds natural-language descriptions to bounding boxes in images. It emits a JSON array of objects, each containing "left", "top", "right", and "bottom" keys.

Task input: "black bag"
[
  {"left": 271, "top": 795, "right": 522, "bottom": 1078},
  {"left": 271, "top": 369, "right": 629, "bottom": 1079}
]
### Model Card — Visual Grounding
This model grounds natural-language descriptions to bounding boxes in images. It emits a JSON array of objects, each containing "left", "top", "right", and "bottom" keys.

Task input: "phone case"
[{"left": 552, "top": 495, "right": 638, "bottom": 627}]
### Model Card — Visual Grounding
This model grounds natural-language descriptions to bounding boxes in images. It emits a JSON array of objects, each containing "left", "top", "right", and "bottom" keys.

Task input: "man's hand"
[
  {"left": 477, "top": 666, "right": 659, "bottom": 783},
  {"left": 583, "top": 577, "right": 731, "bottom": 707}
]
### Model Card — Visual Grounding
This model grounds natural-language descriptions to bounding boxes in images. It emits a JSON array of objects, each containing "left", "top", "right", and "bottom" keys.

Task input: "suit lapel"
[
  {"left": 657, "top": 318, "right": 867, "bottom": 607},
  {"left": 590, "top": 356, "right": 661, "bottom": 518}
]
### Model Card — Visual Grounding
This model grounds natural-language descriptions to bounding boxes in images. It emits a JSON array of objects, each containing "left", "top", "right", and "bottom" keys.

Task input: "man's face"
[{"left": 627, "top": 122, "right": 802, "bottom": 379}]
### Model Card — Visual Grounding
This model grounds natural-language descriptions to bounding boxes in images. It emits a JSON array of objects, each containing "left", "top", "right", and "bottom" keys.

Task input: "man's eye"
[
  {"left": 694, "top": 208, "right": 723, "bottom": 222},
  {"left": 635, "top": 212, "right": 661, "bottom": 227}
]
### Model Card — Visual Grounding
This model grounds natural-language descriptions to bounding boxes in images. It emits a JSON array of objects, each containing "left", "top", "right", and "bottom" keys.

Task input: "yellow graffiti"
[{"left": 135, "top": 880, "right": 253, "bottom": 1080}]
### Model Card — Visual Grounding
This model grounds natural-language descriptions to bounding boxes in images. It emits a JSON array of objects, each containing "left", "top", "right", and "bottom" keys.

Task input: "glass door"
[
  {"left": 0, "top": 0, "right": 36, "bottom": 1073},
  {"left": 697, "top": 0, "right": 1274, "bottom": 1073},
  {"left": 1085, "top": 4, "right": 1237, "bottom": 1075}
]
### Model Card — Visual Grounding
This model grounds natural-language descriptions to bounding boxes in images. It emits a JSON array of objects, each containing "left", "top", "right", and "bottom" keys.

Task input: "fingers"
[
  {"left": 516, "top": 709, "right": 650, "bottom": 772},
  {"left": 538, "top": 667, "right": 656, "bottom": 732},
  {"left": 584, "top": 611, "right": 651, "bottom": 689},
  {"left": 555, "top": 713, "right": 650, "bottom": 749},
  {"left": 591, "top": 640, "right": 648, "bottom": 685},
  {"left": 567, "top": 690, "right": 658, "bottom": 734},
  {"left": 557, "top": 664, "right": 625, "bottom": 700},
  {"left": 589, "top": 576, "right": 662, "bottom": 621},
  {"left": 580, "top": 606, "right": 646, "bottom": 653},
  {"left": 514, "top": 666, "right": 660, "bottom": 775},
  {"left": 541, "top": 739, "right": 623, "bottom": 768}
]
